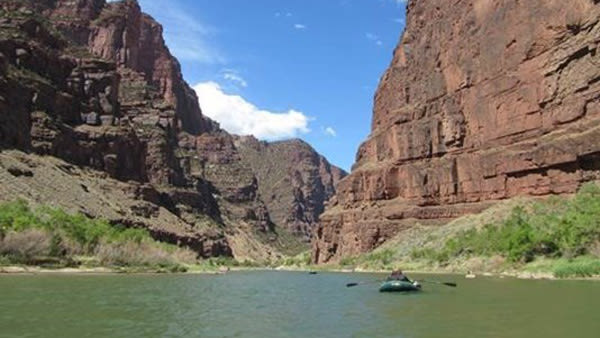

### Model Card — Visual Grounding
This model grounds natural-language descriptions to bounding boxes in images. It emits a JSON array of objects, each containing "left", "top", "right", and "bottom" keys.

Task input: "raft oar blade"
[
  {"left": 347, "top": 280, "right": 383, "bottom": 288},
  {"left": 420, "top": 280, "right": 458, "bottom": 288}
]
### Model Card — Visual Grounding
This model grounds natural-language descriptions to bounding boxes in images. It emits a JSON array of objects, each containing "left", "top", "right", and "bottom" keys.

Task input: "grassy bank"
[
  {"left": 5, "top": 182, "right": 600, "bottom": 279},
  {"left": 325, "top": 183, "right": 600, "bottom": 279},
  {"left": 0, "top": 200, "right": 197, "bottom": 273},
  {"left": 0, "top": 200, "right": 315, "bottom": 274}
]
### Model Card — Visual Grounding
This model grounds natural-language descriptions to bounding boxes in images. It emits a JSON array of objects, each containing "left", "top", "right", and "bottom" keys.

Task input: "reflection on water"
[{"left": 0, "top": 271, "right": 598, "bottom": 338}]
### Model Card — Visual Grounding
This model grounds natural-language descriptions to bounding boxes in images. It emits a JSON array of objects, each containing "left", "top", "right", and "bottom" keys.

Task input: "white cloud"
[
  {"left": 222, "top": 70, "right": 247, "bottom": 88},
  {"left": 379, "top": 0, "right": 407, "bottom": 6},
  {"left": 294, "top": 24, "right": 307, "bottom": 30},
  {"left": 138, "top": 0, "right": 224, "bottom": 64},
  {"left": 193, "top": 82, "right": 310, "bottom": 140},
  {"left": 366, "top": 33, "right": 383, "bottom": 46},
  {"left": 324, "top": 127, "right": 337, "bottom": 137},
  {"left": 394, "top": 17, "right": 405, "bottom": 24}
]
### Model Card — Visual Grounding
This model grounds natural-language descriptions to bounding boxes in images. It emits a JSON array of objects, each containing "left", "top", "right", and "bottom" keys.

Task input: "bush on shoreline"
[
  {"left": 0, "top": 200, "right": 196, "bottom": 271},
  {"left": 551, "top": 257, "right": 600, "bottom": 278},
  {"left": 409, "top": 183, "right": 600, "bottom": 276}
]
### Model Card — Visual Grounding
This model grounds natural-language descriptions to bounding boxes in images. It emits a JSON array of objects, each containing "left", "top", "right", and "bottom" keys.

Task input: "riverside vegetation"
[
  {"left": 0, "top": 200, "right": 196, "bottom": 272},
  {"left": 0, "top": 200, "right": 307, "bottom": 273},
  {"left": 332, "top": 183, "right": 600, "bottom": 279},
  {"left": 2, "top": 183, "right": 600, "bottom": 278}
]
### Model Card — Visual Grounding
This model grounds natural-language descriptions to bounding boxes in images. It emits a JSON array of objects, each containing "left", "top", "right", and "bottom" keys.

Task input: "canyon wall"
[
  {"left": 0, "top": 0, "right": 339, "bottom": 260},
  {"left": 235, "top": 136, "right": 346, "bottom": 241},
  {"left": 313, "top": 0, "right": 600, "bottom": 263},
  {"left": 0, "top": 0, "right": 240, "bottom": 257}
]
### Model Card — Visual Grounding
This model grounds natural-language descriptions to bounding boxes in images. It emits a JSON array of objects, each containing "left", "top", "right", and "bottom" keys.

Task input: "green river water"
[{"left": 0, "top": 271, "right": 598, "bottom": 338}]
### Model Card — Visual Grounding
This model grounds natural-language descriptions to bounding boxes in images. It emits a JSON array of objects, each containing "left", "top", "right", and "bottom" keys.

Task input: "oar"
[
  {"left": 419, "top": 280, "right": 457, "bottom": 287},
  {"left": 346, "top": 280, "right": 383, "bottom": 288}
]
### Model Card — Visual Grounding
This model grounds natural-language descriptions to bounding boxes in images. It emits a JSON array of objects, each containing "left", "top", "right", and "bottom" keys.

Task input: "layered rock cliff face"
[
  {"left": 0, "top": 0, "right": 331, "bottom": 260},
  {"left": 0, "top": 0, "right": 236, "bottom": 257},
  {"left": 235, "top": 136, "right": 347, "bottom": 241},
  {"left": 313, "top": 0, "right": 600, "bottom": 263}
]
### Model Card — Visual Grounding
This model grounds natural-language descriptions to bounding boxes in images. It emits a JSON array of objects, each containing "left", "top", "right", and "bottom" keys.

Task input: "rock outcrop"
[
  {"left": 235, "top": 136, "right": 347, "bottom": 240},
  {"left": 1, "top": 0, "right": 342, "bottom": 260},
  {"left": 0, "top": 150, "right": 231, "bottom": 258},
  {"left": 313, "top": 0, "right": 600, "bottom": 263}
]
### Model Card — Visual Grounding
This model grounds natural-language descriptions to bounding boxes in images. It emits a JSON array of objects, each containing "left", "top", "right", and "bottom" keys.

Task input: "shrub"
[
  {"left": 357, "top": 249, "right": 396, "bottom": 269},
  {"left": 553, "top": 257, "right": 600, "bottom": 278},
  {"left": 0, "top": 200, "right": 39, "bottom": 235},
  {"left": 0, "top": 229, "right": 52, "bottom": 263},
  {"left": 417, "top": 183, "right": 600, "bottom": 264},
  {"left": 96, "top": 241, "right": 176, "bottom": 267},
  {"left": 339, "top": 255, "right": 357, "bottom": 267},
  {"left": 279, "top": 251, "right": 312, "bottom": 267},
  {"left": 0, "top": 200, "right": 199, "bottom": 270}
]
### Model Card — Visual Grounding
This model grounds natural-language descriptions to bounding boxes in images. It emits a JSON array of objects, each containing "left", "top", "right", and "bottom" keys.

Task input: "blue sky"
[{"left": 137, "top": 0, "right": 407, "bottom": 171}]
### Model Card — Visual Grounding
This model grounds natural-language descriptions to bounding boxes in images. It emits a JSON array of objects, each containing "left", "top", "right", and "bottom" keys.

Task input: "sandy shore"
[
  {"left": 0, "top": 265, "right": 225, "bottom": 275},
  {"left": 2, "top": 264, "right": 598, "bottom": 281},
  {"left": 270, "top": 265, "right": 600, "bottom": 281},
  {"left": 0, "top": 266, "right": 117, "bottom": 274}
]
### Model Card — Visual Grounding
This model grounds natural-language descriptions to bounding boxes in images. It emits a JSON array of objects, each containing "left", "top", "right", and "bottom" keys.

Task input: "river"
[{"left": 0, "top": 271, "right": 598, "bottom": 338}]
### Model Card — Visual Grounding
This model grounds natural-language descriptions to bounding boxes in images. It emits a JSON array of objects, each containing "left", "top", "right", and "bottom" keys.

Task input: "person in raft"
[{"left": 387, "top": 270, "right": 420, "bottom": 288}]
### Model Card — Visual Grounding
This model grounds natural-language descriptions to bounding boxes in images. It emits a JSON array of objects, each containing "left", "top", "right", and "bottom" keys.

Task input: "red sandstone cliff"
[
  {"left": 235, "top": 136, "right": 347, "bottom": 241},
  {"left": 0, "top": 0, "right": 260, "bottom": 258},
  {"left": 1, "top": 0, "right": 341, "bottom": 259},
  {"left": 313, "top": 0, "right": 600, "bottom": 263},
  {"left": 49, "top": 0, "right": 213, "bottom": 135}
]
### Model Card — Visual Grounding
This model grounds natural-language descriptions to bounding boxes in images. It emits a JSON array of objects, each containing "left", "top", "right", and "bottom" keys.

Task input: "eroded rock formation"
[
  {"left": 1, "top": 0, "right": 338, "bottom": 260},
  {"left": 313, "top": 0, "right": 600, "bottom": 263},
  {"left": 235, "top": 136, "right": 347, "bottom": 240},
  {"left": 0, "top": 0, "right": 234, "bottom": 257}
]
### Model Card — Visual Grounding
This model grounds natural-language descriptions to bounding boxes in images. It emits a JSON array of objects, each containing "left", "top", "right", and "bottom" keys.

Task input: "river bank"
[
  {"left": 3, "top": 261, "right": 599, "bottom": 281},
  {"left": 271, "top": 263, "right": 600, "bottom": 281},
  {"left": 0, "top": 263, "right": 231, "bottom": 275},
  {"left": 325, "top": 185, "right": 600, "bottom": 280},
  {"left": 2, "top": 185, "right": 599, "bottom": 280}
]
